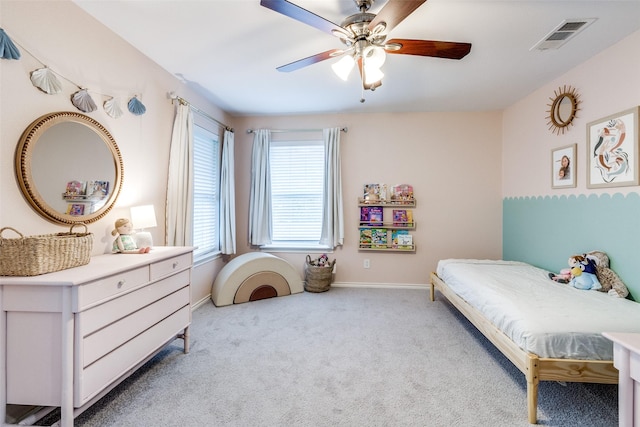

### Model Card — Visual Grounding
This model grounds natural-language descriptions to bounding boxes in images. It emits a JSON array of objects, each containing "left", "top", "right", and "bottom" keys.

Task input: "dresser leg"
[
  {"left": 60, "top": 287, "right": 74, "bottom": 427},
  {"left": 179, "top": 326, "right": 190, "bottom": 354}
]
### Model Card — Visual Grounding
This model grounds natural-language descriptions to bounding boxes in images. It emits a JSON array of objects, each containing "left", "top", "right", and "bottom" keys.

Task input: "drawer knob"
[
  {"left": 117, "top": 280, "right": 126, "bottom": 288},
  {"left": 173, "top": 262, "right": 179, "bottom": 269}
]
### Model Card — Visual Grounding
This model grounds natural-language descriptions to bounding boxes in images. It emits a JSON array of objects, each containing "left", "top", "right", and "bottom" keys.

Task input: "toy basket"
[
  {"left": 304, "top": 254, "right": 336, "bottom": 293},
  {"left": 0, "top": 224, "right": 93, "bottom": 276}
]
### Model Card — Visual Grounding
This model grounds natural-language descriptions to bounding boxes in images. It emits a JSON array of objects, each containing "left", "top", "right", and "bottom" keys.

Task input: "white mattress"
[{"left": 436, "top": 259, "right": 640, "bottom": 360}]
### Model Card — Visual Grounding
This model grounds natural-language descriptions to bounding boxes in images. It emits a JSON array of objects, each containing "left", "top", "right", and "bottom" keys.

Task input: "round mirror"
[
  {"left": 15, "top": 112, "right": 123, "bottom": 225},
  {"left": 547, "top": 85, "right": 580, "bottom": 135}
]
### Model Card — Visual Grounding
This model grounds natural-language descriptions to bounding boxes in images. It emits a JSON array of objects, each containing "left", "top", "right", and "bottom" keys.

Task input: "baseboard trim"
[
  {"left": 330, "top": 282, "right": 429, "bottom": 290},
  {"left": 192, "top": 283, "right": 429, "bottom": 310},
  {"left": 192, "top": 295, "right": 212, "bottom": 311}
]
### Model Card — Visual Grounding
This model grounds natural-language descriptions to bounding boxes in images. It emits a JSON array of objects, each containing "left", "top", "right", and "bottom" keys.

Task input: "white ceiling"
[{"left": 73, "top": 0, "right": 640, "bottom": 116}]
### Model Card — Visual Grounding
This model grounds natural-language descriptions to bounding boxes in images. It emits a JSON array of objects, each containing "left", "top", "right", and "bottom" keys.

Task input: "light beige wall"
[
  {"left": 234, "top": 111, "right": 503, "bottom": 286},
  {"left": 503, "top": 30, "right": 640, "bottom": 198},
  {"left": 1, "top": 1, "right": 503, "bottom": 294},
  {"left": 0, "top": 1, "right": 233, "bottom": 303}
]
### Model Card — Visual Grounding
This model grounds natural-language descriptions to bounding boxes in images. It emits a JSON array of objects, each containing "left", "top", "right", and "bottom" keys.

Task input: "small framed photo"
[
  {"left": 552, "top": 144, "right": 576, "bottom": 188},
  {"left": 587, "top": 106, "right": 639, "bottom": 188}
]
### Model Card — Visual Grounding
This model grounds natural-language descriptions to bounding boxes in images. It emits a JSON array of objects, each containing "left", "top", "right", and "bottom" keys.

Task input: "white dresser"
[
  {"left": 603, "top": 332, "right": 640, "bottom": 427},
  {"left": 0, "top": 246, "right": 193, "bottom": 427}
]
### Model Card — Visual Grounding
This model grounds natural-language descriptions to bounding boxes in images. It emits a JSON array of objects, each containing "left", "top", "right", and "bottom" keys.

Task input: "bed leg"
[
  {"left": 526, "top": 356, "right": 539, "bottom": 424},
  {"left": 430, "top": 273, "right": 436, "bottom": 301}
]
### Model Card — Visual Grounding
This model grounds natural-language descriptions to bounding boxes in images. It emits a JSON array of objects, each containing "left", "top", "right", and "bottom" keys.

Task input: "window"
[
  {"left": 269, "top": 140, "right": 325, "bottom": 248},
  {"left": 192, "top": 123, "right": 220, "bottom": 260}
]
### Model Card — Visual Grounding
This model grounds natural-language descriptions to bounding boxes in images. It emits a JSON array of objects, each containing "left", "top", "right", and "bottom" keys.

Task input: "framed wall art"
[
  {"left": 586, "top": 106, "right": 639, "bottom": 189},
  {"left": 551, "top": 144, "right": 576, "bottom": 188}
]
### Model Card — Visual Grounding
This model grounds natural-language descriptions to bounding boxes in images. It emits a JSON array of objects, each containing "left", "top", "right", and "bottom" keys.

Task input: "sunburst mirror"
[{"left": 547, "top": 85, "right": 580, "bottom": 135}]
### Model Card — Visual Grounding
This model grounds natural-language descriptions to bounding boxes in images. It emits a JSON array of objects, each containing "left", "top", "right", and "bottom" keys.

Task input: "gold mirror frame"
[
  {"left": 546, "top": 85, "right": 580, "bottom": 135},
  {"left": 15, "top": 112, "right": 123, "bottom": 225}
]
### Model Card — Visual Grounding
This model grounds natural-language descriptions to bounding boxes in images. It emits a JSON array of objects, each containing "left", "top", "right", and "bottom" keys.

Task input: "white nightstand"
[{"left": 603, "top": 332, "right": 640, "bottom": 427}]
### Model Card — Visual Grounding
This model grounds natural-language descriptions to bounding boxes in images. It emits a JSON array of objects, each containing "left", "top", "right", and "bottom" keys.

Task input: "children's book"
[
  {"left": 392, "top": 230, "right": 413, "bottom": 248},
  {"left": 371, "top": 228, "right": 388, "bottom": 248},
  {"left": 368, "top": 206, "right": 383, "bottom": 226},
  {"left": 391, "top": 184, "right": 414, "bottom": 202},
  {"left": 359, "top": 228, "right": 372, "bottom": 247},
  {"left": 67, "top": 203, "right": 85, "bottom": 216},
  {"left": 360, "top": 206, "right": 383, "bottom": 226},
  {"left": 64, "top": 180, "right": 86, "bottom": 197},
  {"left": 360, "top": 207, "right": 371, "bottom": 225},
  {"left": 397, "top": 233, "right": 413, "bottom": 248},
  {"left": 393, "top": 209, "right": 407, "bottom": 226},
  {"left": 363, "top": 183, "right": 381, "bottom": 202},
  {"left": 392, "top": 229, "right": 408, "bottom": 245}
]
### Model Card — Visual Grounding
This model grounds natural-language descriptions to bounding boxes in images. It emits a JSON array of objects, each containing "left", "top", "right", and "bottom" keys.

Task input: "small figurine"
[{"left": 111, "top": 218, "right": 150, "bottom": 254}]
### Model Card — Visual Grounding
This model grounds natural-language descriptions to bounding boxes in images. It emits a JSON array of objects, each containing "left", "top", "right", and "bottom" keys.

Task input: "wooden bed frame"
[{"left": 430, "top": 272, "right": 618, "bottom": 424}]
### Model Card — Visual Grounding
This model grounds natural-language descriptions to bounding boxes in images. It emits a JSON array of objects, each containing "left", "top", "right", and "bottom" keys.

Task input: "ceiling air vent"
[{"left": 531, "top": 18, "right": 597, "bottom": 51}]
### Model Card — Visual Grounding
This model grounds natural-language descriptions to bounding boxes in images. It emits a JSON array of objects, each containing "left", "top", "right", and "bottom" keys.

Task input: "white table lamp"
[{"left": 130, "top": 204, "right": 157, "bottom": 248}]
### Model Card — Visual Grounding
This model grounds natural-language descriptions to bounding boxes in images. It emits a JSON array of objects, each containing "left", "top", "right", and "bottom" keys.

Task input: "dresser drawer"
[
  {"left": 77, "top": 305, "right": 190, "bottom": 406},
  {"left": 150, "top": 253, "right": 192, "bottom": 281},
  {"left": 75, "top": 266, "right": 149, "bottom": 310},
  {"left": 82, "top": 286, "right": 190, "bottom": 367},
  {"left": 78, "top": 270, "right": 190, "bottom": 336}
]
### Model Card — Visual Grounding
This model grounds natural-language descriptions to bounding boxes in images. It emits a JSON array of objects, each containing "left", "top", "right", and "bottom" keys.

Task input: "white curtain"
[
  {"left": 320, "top": 127, "right": 344, "bottom": 247},
  {"left": 219, "top": 129, "right": 236, "bottom": 254},
  {"left": 165, "top": 104, "right": 194, "bottom": 246},
  {"left": 248, "top": 129, "right": 272, "bottom": 246}
]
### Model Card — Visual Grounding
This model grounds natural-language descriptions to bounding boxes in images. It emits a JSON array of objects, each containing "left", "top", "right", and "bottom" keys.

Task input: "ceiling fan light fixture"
[
  {"left": 364, "top": 45, "right": 386, "bottom": 68},
  {"left": 332, "top": 55, "right": 355, "bottom": 81},
  {"left": 364, "top": 66, "right": 384, "bottom": 86}
]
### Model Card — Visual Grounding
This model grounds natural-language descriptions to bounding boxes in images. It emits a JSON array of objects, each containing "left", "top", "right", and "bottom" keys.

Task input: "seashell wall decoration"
[
  {"left": 128, "top": 96, "right": 146, "bottom": 116},
  {"left": 30, "top": 67, "right": 62, "bottom": 94},
  {"left": 104, "top": 97, "right": 123, "bottom": 119},
  {"left": 71, "top": 89, "right": 97, "bottom": 113},
  {"left": 0, "top": 28, "right": 21, "bottom": 60}
]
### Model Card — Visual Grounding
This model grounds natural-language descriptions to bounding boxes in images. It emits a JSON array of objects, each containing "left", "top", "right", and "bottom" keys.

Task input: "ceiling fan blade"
[
  {"left": 386, "top": 39, "right": 471, "bottom": 60},
  {"left": 260, "top": 0, "right": 349, "bottom": 37},
  {"left": 369, "top": 0, "right": 427, "bottom": 33},
  {"left": 276, "top": 49, "right": 344, "bottom": 73}
]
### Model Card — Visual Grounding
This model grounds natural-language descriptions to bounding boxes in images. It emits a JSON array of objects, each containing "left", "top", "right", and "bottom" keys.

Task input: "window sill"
[
  {"left": 260, "top": 243, "right": 332, "bottom": 254},
  {"left": 194, "top": 250, "right": 222, "bottom": 267}
]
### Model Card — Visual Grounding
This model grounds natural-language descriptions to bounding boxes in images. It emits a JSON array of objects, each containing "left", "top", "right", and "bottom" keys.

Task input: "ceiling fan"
[{"left": 260, "top": 0, "right": 472, "bottom": 91}]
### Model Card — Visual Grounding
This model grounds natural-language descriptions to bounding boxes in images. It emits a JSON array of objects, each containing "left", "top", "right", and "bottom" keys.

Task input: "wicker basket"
[
  {"left": 0, "top": 224, "right": 93, "bottom": 276},
  {"left": 304, "top": 255, "right": 336, "bottom": 293}
]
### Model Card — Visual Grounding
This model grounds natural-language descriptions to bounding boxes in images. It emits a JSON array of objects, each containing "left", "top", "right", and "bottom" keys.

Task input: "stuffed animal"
[
  {"left": 548, "top": 268, "right": 571, "bottom": 284},
  {"left": 111, "top": 218, "right": 151, "bottom": 254},
  {"left": 567, "top": 254, "right": 601, "bottom": 290},
  {"left": 586, "top": 250, "right": 629, "bottom": 298},
  {"left": 316, "top": 254, "right": 329, "bottom": 267}
]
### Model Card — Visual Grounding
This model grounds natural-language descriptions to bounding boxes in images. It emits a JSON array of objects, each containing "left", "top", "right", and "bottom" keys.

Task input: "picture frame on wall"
[
  {"left": 551, "top": 144, "right": 577, "bottom": 188},
  {"left": 586, "top": 106, "right": 640, "bottom": 189}
]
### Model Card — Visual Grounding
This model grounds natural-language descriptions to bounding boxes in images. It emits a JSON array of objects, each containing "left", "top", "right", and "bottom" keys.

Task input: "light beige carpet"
[{"left": 38, "top": 287, "right": 617, "bottom": 426}]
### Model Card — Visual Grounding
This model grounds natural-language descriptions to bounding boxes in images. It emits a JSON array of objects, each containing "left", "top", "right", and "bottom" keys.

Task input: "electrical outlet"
[{"left": 364, "top": 259, "right": 370, "bottom": 269}]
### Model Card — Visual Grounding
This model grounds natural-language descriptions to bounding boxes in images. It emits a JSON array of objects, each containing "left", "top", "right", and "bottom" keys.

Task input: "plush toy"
[
  {"left": 567, "top": 254, "right": 601, "bottom": 290},
  {"left": 548, "top": 268, "right": 571, "bottom": 284},
  {"left": 586, "top": 250, "right": 629, "bottom": 298},
  {"left": 111, "top": 218, "right": 151, "bottom": 254},
  {"left": 316, "top": 254, "right": 329, "bottom": 267}
]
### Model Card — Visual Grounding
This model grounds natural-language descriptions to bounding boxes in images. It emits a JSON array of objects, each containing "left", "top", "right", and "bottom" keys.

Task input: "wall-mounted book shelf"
[{"left": 358, "top": 184, "right": 416, "bottom": 252}]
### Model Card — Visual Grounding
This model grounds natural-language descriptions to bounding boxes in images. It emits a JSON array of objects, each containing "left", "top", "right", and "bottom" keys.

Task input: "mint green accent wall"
[{"left": 503, "top": 193, "right": 640, "bottom": 300}]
